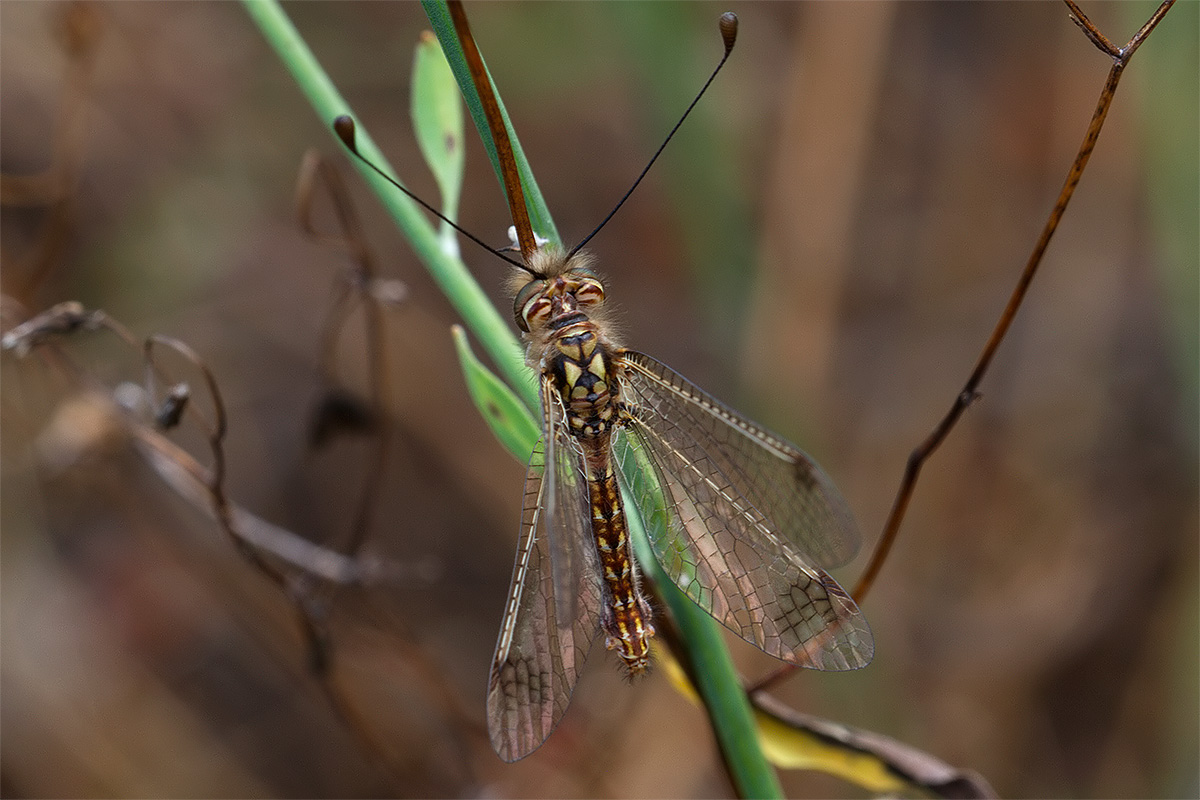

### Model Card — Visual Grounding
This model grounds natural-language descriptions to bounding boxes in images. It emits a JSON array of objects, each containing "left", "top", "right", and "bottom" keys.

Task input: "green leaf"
[
  {"left": 451, "top": 325, "right": 539, "bottom": 463},
  {"left": 242, "top": 0, "right": 537, "bottom": 415},
  {"left": 411, "top": 30, "right": 465, "bottom": 248},
  {"left": 420, "top": 0, "right": 562, "bottom": 247}
]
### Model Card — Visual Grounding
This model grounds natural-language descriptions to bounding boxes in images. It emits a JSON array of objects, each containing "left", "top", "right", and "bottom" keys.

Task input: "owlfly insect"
[{"left": 336, "top": 6, "right": 873, "bottom": 762}]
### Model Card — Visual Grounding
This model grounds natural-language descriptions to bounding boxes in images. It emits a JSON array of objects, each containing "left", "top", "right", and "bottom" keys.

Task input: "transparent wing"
[
  {"left": 486, "top": 382, "right": 603, "bottom": 761},
  {"left": 622, "top": 350, "right": 860, "bottom": 568},
  {"left": 542, "top": 385, "right": 587, "bottom": 635},
  {"left": 617, "top": 351, "right": 873, "bottom": 670}
]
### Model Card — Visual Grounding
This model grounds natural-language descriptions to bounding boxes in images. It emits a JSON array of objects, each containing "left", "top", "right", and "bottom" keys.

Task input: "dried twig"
[
  {"left": 1, "top": 301, "right": 406, "bottom": 591},
  {"left": 851, "top": 0, "right": 1175, "bottom": 603},
  {"left": 744, "top": 0, "right": 1177, "bottom": 694},
  {"left": 296, "top": 150, "right": 406, "bottom": 558}
]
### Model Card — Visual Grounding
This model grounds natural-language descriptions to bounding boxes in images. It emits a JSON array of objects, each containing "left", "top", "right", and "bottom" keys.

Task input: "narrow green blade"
[
  {"left": 411, "top": 30, "right": 464, "bottom": 245},
  {"left": 451, "top": 325, "right": 539, "bottom": 463}
]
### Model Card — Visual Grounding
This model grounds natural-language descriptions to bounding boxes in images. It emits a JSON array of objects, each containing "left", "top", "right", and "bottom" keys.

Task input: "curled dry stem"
[{"left": 295, "top": 150, "right": 402, "bottom": 558}]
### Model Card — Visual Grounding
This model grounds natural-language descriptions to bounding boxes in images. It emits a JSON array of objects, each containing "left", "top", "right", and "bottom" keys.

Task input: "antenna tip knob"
[
  {"left": 333, "top": 115, "right": 359, "bottom": 154},
  {"left": 718, "top": 12, "right": 738, "bottom": 54}
]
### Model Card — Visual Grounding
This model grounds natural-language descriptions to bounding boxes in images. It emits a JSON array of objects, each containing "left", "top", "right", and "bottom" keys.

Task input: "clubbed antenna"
[
  {"left": 333, "top": 115, "right": 534, "bottom": 274},
  {"left": 568, "top": 12, "right": 739, "bottom": 258}
]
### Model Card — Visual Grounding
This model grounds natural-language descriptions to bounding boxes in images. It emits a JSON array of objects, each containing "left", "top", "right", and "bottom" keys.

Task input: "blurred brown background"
[{"left": 2, "top": 2, "right": 1196, "bottom": 798}]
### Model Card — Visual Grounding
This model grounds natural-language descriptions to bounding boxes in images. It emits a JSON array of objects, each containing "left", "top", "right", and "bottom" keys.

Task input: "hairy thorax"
[{"left": 547, "top": 320, "right": 619, "bottom": 442}]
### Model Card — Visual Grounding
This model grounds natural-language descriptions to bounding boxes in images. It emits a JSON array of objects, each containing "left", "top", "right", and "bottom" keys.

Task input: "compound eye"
[
  {"left": 513, "top": 280, "right": 549, "bottom": 332},
  {"left": 574, "top": 276, "right": 605, "bottom": 307}
]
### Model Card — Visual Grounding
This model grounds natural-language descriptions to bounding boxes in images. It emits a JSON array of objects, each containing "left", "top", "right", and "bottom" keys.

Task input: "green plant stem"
[
  {"left": 628, "top": 504, "right": 785, "bottom": 799},
  {"left": 242, "top": 0, "right": 537, "bottom": 412},
  {"left": 421, "top": 0, "right": 562, "bottom": 247}
]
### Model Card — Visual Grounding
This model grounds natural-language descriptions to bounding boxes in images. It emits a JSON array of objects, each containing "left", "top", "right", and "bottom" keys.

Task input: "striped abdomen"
[
  {"left": 584, "top": 450, "right": 652, "bottom": 674},
  {"left": 549, "top": 320, "right": 653, "bottom": 674}
]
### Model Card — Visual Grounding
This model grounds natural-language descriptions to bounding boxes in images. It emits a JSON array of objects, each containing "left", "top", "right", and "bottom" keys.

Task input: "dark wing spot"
[{"left": 793, "top": 458, "right": 817, "bottom": 490}]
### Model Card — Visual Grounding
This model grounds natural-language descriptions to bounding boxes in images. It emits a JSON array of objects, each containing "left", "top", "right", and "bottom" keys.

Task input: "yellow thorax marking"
[
  {"left": 585, "top": 352, "right": 606, "bottom": 380},
  {"left": 559, "top": 340, "right": 582, "bottom": 362},
  {"left": 562, "top": 360, "right": 583, "bottom": 388}
]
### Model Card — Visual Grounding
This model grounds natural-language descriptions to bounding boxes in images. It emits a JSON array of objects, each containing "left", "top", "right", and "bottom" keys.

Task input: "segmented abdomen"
[
  {"left": 584, "top": 453, "right": 651, "bottom": 674},
  {"left": 550, "top": 320, "right": 653, "bottom": 674}
]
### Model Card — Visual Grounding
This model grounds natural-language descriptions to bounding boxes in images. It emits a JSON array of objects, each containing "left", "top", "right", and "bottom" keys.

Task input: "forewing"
[
  {"left": 617, "top": 352, "right": 872, "bottom": 670},
  {"left": 621, "top": 351, "right": 860, "bottom": 568},
  {"left": 541, "top": 382, "right": 590, "bottom": 634},
  {"left": 486, "top": 390, "right": 603, "bottom": 761}
]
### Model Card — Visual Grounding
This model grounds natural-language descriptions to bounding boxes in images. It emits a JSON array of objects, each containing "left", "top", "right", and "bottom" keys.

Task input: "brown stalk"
[
  {"left": 295, "top": 153, "right": 491, "bottom": 767},
  {"left": 445, "top": 0, "right": 537, "bottom": 261}
]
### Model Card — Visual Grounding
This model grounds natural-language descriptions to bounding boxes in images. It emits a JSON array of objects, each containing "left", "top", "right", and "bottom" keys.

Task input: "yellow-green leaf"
[
  {"left": 451, "top": 325, "right": 538, "bottom": 463},
  {"left": 412, "top": 30, "right": 464, "bottom": 240}
]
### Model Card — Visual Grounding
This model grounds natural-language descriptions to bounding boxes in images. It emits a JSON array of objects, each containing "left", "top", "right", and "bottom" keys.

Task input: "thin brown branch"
[
  {"left": 141, "top": 333, "right": 337, "bottom": 665},
  {"left": 1121, "top": 0, "right": 1175, "bottom": 58},
  {"left": 2, "top": 301, "right": 139, "bottom": 354},
  {"left": 1063, "top": 0, "right": 1173, "bottom": 62},
  {"left": 129, "top": 423, "right": 390, "bottom": 584},
  {"left": 850, "top": 0, "right": 1176, "bottom": 605},
  {"left": 446, "top": 0, "right": 537, "bottom": 261},
  {"left": 296, "top": 149, "right": 370, "bottom": 262},
  {"left": 1062, "top": 0, "right": 1120, "bottom": 58},
  {"left": 5, "top": 302, "right": 336, "bottom": 673},
  {"left": 743, "top": 661, "right": 795, "bottom": 696},
  {"left": 3, "top": 302, "right": 407, "bottom": 587},
  {"left": 292, "top": 153, "right": 489, "bottom": 768},
  {"left": 347, "top": 262, "right": 391, "bottom": 557}
]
